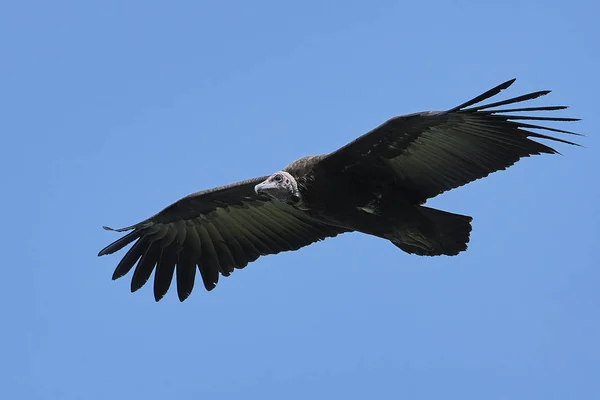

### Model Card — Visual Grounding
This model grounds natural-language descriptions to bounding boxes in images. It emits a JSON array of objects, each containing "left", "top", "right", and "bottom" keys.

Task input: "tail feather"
[{"left": 391, "top": 207, "right": 472, "bottom": 256}]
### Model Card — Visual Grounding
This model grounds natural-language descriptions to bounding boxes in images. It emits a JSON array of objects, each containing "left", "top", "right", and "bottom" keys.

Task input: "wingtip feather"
[
  {"left": 102, "top": 224, "right": 137, "bottom": 232},
  {"left": 500, "top": 78, "right": 517, "bottom": 89},
  {"left": 447, "top": 78, "right": 518, "bottom": 112}
]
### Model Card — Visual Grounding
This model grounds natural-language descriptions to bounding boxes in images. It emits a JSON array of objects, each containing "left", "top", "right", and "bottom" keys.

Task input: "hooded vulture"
[{"left": 98, "top": 79, "right": 581, "bottom": 301}]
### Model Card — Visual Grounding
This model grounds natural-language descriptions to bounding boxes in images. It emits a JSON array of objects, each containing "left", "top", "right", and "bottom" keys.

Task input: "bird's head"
[{"left": 254, "top": 171, "right": 301, "bottom": 204}]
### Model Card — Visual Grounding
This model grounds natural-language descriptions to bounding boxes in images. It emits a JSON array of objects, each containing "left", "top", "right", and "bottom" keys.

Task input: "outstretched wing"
[
  {"left": 98, "top": 177, "right": 346, "bottom": 302},
  {"left": 321, "top": 79, "right": 581, "bottom": 203}
]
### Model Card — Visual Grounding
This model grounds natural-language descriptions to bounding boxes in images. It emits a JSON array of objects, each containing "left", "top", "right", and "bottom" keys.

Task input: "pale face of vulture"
[{"left": 254, "top": 171, "right": 302, "bottom": 204}]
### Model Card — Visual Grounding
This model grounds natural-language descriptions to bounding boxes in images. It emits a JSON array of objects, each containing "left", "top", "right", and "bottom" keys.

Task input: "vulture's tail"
[{"left": 390, "top": 207, "right": 473, "bottom": 256}]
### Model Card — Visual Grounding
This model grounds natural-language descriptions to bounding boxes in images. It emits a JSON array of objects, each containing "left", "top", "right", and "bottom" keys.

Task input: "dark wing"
[
  {"left": 98, "top": 177, "right": 346, "bottom": 302},
  {"left": 321, "top": 79, "right": 581, "bottom": 203}
]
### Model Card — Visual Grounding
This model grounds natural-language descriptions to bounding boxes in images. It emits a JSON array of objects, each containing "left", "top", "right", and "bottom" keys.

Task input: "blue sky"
[{"left": 2, "top": 1, "right": 599, "bottom": 399}]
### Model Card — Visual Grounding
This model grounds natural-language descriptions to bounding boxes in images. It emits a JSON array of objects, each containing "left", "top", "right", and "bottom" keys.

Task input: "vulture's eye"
[{"left": 273, "top": 174, "right": 282, "bottom": 182}]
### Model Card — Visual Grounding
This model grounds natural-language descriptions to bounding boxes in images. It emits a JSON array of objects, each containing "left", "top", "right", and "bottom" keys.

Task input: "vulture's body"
[{"left": 99, "top": 79, "right": 581, "bottom": 301}]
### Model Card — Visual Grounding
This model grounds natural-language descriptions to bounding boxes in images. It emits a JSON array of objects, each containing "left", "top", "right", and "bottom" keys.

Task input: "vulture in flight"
[{"left": 98, "top": 79, "right": 581, "bottom": 302}]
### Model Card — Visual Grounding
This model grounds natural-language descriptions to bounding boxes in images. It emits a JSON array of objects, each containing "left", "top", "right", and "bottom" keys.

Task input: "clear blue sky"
[{"left": 2, "top": 1, "right": 598, "bottom": 399}]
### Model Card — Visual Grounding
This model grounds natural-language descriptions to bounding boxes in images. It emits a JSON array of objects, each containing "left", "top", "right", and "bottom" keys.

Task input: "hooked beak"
[{"left": 254, "top": 179, "right": 274, "bottom": 196}]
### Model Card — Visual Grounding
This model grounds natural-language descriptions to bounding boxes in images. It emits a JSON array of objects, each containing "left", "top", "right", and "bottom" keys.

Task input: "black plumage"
[{"left": 98, "top": 79, "right": 581, "bottom": 301}]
